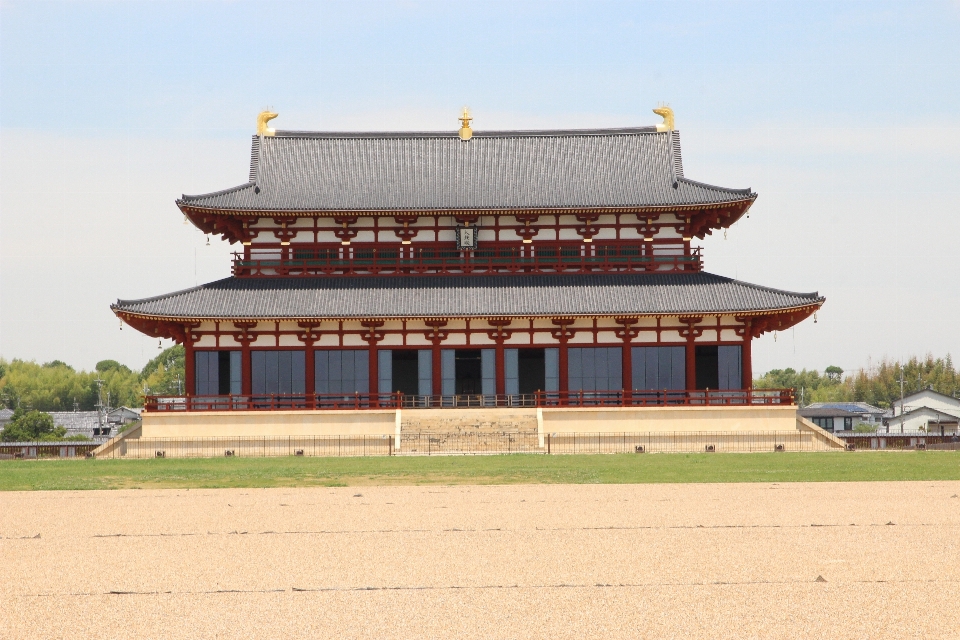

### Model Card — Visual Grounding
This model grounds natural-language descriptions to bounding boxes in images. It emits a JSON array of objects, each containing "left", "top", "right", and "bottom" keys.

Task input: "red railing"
[
  {"left": 232, "top": 245, "right": 703, "bottom": 277},
  {"left": 144, "top": 389, "right": 794, "bottom": 412}
]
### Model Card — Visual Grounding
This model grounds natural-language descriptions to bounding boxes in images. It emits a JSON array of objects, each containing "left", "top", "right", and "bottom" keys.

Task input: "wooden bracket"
[
  {"left": 678, "top": 316, "right": 704, "bottom": 339},
  {"left": 271, "top": 217, "right": 298, "bottom": 244},
  {"left": 614, "top": 317, "right": 641, "bottom": 341},
  {"left": 393, "top": 215, "right": 419, "bottom": 243},
  {"left": 486, "top": 318, "right": 513, "bottom": 343},
  {"left": 296, "top": 321, "right": 322, "bottom": 345},
  {"left": 550, "top": 318, "right": 576, "bottom": 342},
  {"left": 424, "top": 319, "right": 449, "bottom": 345},
  {"left": 514, "top": 213, "right": 540, "bottom": 242},
  {"left": 333, "top": 216, "right": 359, "bottom": 244},
  {"left": 232, "top": 321, "right": 258, "bottom": 347},
  {"left": 575, "top": 213, "right": 601, "bottom": 242},
  {"left": 360, "top": 320, "right": 385, "bottom": 345}
]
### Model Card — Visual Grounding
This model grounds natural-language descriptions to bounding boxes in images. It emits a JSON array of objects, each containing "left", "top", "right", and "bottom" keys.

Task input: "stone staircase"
[
  {"left": 398, "top": 408, "right": 541, "bottom": 454},
  {"left": 400, "top": 408, "right": 539, "bottom": 435}
]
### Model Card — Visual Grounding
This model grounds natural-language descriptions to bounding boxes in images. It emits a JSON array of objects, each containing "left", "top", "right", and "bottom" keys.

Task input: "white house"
[
  {"left": 798, "top": 407, "right": 862, "bottom": 432},
  {"left": 883, "top": 389, "right": 960, "bottom": 434},
  {"left": 803, "top": 402, "right": 885, "bottom": 426}
]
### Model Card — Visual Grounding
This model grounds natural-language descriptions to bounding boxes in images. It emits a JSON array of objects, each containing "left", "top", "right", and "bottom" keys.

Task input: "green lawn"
[{"left": 0, "top": 452, "right": 958, "bottom": 491}]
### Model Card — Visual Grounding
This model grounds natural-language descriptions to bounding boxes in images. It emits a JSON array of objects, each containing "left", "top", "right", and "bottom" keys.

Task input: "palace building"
[{"left": 111, "top": 108, "right": 835, "bottom": 451}]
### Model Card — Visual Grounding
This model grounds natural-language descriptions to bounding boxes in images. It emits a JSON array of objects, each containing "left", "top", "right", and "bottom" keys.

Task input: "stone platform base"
[{"left": 91, "top": 406, "right": 844, "bottom": 457}]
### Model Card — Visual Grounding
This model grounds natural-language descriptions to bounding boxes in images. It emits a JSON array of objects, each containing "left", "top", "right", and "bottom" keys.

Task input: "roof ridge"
[{"left": 272, "top": 126, "right": 661, "bottom": 139}]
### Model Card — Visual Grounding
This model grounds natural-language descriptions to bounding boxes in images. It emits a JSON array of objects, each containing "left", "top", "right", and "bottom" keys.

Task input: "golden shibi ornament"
[{"left": 458, "top": 107, "right": 473, "bottom": 141}]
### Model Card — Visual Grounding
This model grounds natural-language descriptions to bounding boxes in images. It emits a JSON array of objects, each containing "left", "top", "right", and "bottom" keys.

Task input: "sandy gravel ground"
[{"left": 2, "top": 481, "right": 959, "bottom": 639}]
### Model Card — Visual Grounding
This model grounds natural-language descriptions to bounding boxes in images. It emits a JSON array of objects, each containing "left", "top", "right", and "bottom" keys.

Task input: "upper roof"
[
  {"left": 177, "top": 128, "right": 756, "bottom": 213},
  {"left": 112, "top": 272, "right": 822, "bottom": 321}
]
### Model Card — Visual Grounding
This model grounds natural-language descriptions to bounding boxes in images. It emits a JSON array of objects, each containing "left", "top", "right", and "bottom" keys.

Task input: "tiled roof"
[
  {"left": 48, "top": 411, "right": 100, "bottom": 430},
  {"left": 178, "top": 128, "right": 755, "bottom": 213},
  {"left": 806, "top": 402, "right": 884, "bottom": 414},
  {"left": 113, "top": 272, "right": 822, "bottom": 320},
  {"left": 799, "top": 408, "right": 861, "bottom": 418}
]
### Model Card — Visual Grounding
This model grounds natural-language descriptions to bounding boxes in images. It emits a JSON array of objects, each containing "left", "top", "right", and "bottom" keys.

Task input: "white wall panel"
[
  {"left": 251, "top": 334, "right": 276, "bottom": 347},
  {"left": 195, "top": 334, "right": 217, "bottom": 347}
]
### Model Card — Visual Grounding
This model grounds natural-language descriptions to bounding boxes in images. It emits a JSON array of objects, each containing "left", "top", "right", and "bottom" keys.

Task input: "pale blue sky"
[{"left": 2, "top": 0, "right": 959, "bottom": 375}]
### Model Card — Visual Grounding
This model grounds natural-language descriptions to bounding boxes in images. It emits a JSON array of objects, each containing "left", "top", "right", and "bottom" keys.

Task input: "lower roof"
[{"left": 112, "top": 273, "right": 823, "bottom": 321}]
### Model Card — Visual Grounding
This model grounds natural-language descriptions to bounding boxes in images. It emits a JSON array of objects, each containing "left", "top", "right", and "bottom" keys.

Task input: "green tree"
[
  {"left": 756, "top": 354, "right": 960, "bottom": 409},
  {"left": 1, "top": 408, "right": 67, "bottom": 442},
  {"left": 96, "top": 359, "right": 131, "bottom": 374},
  {"left": 140, "top": 346, "right": 186, "bottom": 396},
  {"left": 0, "top": 357, "right": 143, "bottom": 411}
]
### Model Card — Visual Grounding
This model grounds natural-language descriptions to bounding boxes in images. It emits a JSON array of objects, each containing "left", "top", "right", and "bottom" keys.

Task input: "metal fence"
[
  {"left": 0, "top": 442, "right": 100, "bottom": 459},
  {"left": 92, "top": 430, "right": 840, "bottom": 459},
  {"left": 836, "top": 433, "right": 960, "bottom": 450},
  {"left": 98, "top": 434, "right": 395, "bottom": 459},
  {"left": 544, "top": 431, "right": 831, "bottom": 454}
]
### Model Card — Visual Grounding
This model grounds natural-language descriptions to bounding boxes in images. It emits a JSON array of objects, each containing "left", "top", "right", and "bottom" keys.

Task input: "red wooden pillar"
[
  {"left": 680, "top": 317, "right": 702, "bottom": 391},
  {"left": 241, "top": 346, "right": 252, "bottom": 395},
  {"left": 559, "top": 344, "right": 569, "bottom": 395},
  {"left": 424, "top": 321, "right": 448, "bottom": 398},
  {"left": 495, "top": 344, "right": 505, "bottom": 395},
  {"left": 432, "top": 346, "right": 442, "bottom": 396},
  {"left": 369, "top": 346, "right": 379, "bottom": 402},
  {"left": 615, "top": 319, "right": 638, "bottom": 400},
  {"left": 234, "top": 323, "right": 256, "bottom": 396},
  {"left": 304, "top": 346, "right": 315, "bottom": 399},
  {"left": 551, "top": 319, "right": 575, "bottom": 401},
  {"left": 742, "top": 334, "right": 753, "bottom": 390},
  {"left": 184, "top": 341, "right": 195, "bottom": 396},
  {"left": 622, "top": 344, "right": 632, "bottom": 397},
  {"left": 486, "top": 319, "right": 512, "bottom": 397},
  {"left": 360, "top": 320, "right": 385, "bottom": 402}
]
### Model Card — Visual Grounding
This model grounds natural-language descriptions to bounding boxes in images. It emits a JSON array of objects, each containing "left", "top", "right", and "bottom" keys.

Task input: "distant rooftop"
[{"left": 805, "top": 402, "right": 884, "bottom": 414}]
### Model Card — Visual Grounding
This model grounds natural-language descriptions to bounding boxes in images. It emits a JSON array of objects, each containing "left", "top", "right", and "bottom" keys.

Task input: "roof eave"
[
  {"left": 175, "top": 197, "right": 759, "bottom": 217},
  {"left": 112, "top": 299, "right": 823, "bottom": 325}
]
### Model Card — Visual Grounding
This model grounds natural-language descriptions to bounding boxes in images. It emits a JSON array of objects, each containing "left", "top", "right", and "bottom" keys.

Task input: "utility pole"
[
  {"left": 94, "top": 376, "right": 106, "bottom": 435},
  {"left": 897, "top": 365, "right": 905, "bottom": 434}
]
